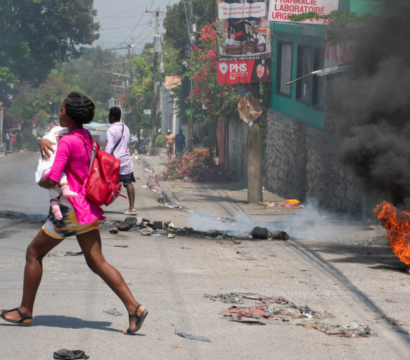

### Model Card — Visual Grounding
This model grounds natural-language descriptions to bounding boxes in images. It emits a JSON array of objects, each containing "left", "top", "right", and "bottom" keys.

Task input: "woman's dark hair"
[{"left": 64, "top": 92, "right": 95, "bottom": 125}]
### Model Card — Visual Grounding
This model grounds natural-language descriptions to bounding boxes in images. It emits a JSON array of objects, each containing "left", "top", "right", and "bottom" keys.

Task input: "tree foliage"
[
  {"left": 0, "top": 0, "right": 100, "bottom": 103},
  {"left": 163, "top": 0, "right": 216, "bottom": 58},
  {"left": 184, "top": 23, "right": 239, "bottom": 122}
]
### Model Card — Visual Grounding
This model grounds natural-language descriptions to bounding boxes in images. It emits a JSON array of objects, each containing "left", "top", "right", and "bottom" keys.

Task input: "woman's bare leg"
[
  {"left": 76, "top": 229, "right": 146, "bottom": 333},
  {"left": 0, "top": 229, "right": 64, "bottom": 324}
]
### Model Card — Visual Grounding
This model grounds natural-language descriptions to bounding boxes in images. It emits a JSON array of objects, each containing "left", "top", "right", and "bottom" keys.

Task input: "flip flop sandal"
[
  {"left": 0, "top": 308, "right": 32, "bottom": 326},
  {"left": 124, "top": 304, "right": 148, "bottom": 335},
  {"left": 124, "top": 210, "right": 138, "bottom": 215}
]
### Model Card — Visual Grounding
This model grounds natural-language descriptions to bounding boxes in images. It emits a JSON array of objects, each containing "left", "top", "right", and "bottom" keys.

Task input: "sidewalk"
[
  {"left": 137, "top": 152, "right": 389, "bottom": 246},
  {"left": 138, "top": 152, "right": 292, "bottom": 221}
]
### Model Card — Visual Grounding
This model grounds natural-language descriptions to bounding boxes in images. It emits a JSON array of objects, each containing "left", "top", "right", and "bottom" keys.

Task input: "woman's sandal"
[
  {"left": 124, "top": 304, "right": 148, "bottom": 335},
  {"left": 0, "top": 308, "right": 32, "bottom": 326}
]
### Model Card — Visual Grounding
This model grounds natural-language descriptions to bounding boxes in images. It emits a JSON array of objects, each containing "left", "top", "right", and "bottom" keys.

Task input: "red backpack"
[{"left": 66, "top": 133, "right": 124, "bottom": 206}]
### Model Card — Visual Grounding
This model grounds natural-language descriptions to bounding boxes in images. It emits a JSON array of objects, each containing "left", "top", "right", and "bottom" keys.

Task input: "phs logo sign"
[{"left": 219, "top": 63, "right": 228, "bottom": 74}]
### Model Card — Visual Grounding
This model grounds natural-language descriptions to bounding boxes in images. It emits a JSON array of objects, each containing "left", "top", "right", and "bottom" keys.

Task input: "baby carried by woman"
[{"left": 35, "top": 126, "right": 78, "bottom": 220}]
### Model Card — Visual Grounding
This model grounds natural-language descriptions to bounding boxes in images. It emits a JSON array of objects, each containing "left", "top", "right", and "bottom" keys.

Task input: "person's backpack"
[{"left": 66, "top": 133, "right": 124, "bottom": 206}]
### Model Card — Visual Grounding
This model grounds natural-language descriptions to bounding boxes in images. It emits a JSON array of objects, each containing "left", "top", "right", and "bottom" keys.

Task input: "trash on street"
[
  {"left": 53, "top": 349, "right": 90, "bottom": 359},
  {"left": 174, "top": 329, "right": 211, "bottom": 342},
  {"left": 103, "top": 308, "right": 123, "bottom": 316}
]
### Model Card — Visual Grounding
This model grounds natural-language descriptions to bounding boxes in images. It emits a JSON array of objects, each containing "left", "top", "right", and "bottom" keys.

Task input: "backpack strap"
[{"left": 111, "top": 123, "right": 124, "bottom": 155}]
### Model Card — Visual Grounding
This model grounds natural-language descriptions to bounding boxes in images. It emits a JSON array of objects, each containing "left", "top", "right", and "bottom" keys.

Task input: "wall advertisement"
[
  {"left": 269, "top": 0, "right": 339, "bottom": 23},
  {"left": 216, "top": 0, "right": 272, "bottom": 84}
]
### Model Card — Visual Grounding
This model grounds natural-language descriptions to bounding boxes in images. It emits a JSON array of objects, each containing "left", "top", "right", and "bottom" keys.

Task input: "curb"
[{"left": 158, "top": 181, "right": 183, "bottom": 208}]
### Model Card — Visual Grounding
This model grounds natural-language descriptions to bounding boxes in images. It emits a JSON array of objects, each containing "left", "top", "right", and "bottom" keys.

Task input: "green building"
[{"left": 263, "top": 0, "right": 381, "bottom": 215}]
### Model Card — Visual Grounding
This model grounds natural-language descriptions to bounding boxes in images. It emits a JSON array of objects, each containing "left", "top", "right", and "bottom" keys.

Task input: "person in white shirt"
[{"left": 252, "top": 25, "right": 265, "bottom": 45}]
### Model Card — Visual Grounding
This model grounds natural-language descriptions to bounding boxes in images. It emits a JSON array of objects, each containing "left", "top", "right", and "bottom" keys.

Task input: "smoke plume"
[{"left": 330, "top": 0, "right": 410, "bottom": 209}]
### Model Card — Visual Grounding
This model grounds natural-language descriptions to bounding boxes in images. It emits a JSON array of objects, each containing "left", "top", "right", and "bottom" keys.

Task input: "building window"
[
  {"left": 276, "top": 42, "right": 293, "bottom": 96},
  {"left": 296, "top": 46, "right": 312, "bottom": 104},
  {"left": 312, "top": 47, "right": 325, "bottom": 110}
]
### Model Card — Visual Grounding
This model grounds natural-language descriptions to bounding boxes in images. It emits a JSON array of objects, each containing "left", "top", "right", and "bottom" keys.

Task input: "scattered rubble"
[
  {"left": 141, "top": 227, "right": 154, "bottom": 236},
  {"left": 204, "top": 293, "right": 271, "bottom": 304},
  {"left": 251, "top": 226, "right": 269, "bottom": 239},
  {"left": 118, "top": 221, "right": 133, "bottom": 231},
  {"left": 102, "top": 215, "right": 288, "bottom": 242},
  {"left": 47, "top": 251, "right": 83, "bottom": 257},
  {"left": 174, "top": 329, "right": 211, "bottom": 342},
  {"left": 212, "top": 294, "right": 376, "bottom": 338},
  {"left": 270, "top": 231, "right": 289, "bottom": 240},
  {"left": 159, "top": 152, "right": 230, "bottom": 183},
  {"left": 302, "top": 322, "right": 376, "bottom": 338}
]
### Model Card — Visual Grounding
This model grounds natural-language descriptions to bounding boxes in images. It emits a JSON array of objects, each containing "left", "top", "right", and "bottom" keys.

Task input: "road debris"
[
  {"left": 204, "top": 293, "right": 271, "bottom": 304},
  {"left": 118, "top": 221, "right": 133, "bottom": 231},
  {"left": 47, "top": 251, "right": 83, "bottom": 257},
  {"left": 270, "top": 231, "right": 289, "bottom": 240},
  {"left": 114, "top": 245, "right": 128, "bottom": 248},
  {"left": 109, "top": 227, "right": 119, "bottom": 234},
  {"left": 174, "top": 329, "right": 211, "bottom": 342},
  {"left": 385, "top": 299, "right": 397, "bottom": 303},
  {"left": 103, "top": 308, "right": 123, "bottom": 316},
  {"left": 167, "top": 233, "right": 176, "bottom": 238},
  {"left": 141, "top": 227, "right": 154, "bottom": 236},
  {"left": 150, "top": 233, "right": 162, "bottom": 237},
  {"left": 302, "top": 322, "right": 376, "bottom": 338},
  {"left": 159, "top": 152, "right": 229, "bottom": 183},
  {"left": 251, "top": 226, "right": 269, "bottom": 239},
  {"left": 53, "top": 349, "right": 89, "bottom": 359},
  {"left": 218, "top": 296, "right": 330, "bottom": 324}
]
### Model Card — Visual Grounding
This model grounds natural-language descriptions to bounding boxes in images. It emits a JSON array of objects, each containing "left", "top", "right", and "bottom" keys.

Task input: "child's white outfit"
[{"left": 35, "top": 126, "right": 78, "bottom": 220}]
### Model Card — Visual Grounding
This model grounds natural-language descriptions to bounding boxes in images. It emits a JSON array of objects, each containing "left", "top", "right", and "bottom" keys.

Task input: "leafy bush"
[
  {"left": 159, "top": 151, "right": 230, "bottom": 183},
  {"left": 156, "top": 134, "right": 165, "bottom": 148},
  {"left": 22, "top": 134, "right": 39, "bottom": 152}
]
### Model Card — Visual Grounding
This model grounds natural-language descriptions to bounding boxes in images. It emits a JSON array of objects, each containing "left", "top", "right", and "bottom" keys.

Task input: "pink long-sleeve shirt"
[{"left": 46, "top": 128, "right": 104, "bottom": 224}]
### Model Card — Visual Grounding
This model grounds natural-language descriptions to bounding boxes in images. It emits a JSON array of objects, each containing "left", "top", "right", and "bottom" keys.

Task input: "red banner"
[
  {"left": 217, "top": 59, "right": 271, "bottom": 84},
  {"left": 216, "top": 0, "right": 272, "bottom": 85}
]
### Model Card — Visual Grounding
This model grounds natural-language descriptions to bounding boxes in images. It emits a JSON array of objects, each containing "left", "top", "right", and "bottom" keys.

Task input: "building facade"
[{"left": 264, "top": 0, "right": 380, "bottom": 216}]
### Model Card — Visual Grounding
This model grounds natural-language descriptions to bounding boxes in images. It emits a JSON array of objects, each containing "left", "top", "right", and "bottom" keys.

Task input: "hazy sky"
[{"left": 93, "top": 0, "right": 179, "bottom": 53}]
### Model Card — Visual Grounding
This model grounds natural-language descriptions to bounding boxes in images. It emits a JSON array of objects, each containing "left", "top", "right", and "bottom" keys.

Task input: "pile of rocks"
[{"left": 102, "top": 218, "right": 289, "bottom": 242}]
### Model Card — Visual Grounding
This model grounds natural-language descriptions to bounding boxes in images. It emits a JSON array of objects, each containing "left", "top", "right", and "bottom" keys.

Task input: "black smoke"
[{"left": 329, "top": 0, "right": 410, "bottom": 209}]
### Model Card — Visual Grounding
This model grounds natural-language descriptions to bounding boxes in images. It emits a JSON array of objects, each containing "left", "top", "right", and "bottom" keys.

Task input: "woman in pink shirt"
[{"left": 0, "top": 93, "right": 147, "bottom": 335}]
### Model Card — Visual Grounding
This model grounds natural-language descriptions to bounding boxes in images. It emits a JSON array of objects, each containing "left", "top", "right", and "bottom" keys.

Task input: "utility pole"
[
  {"left": 247, "top": 122, "right": 263, "bottom": 203},
  {"left": 186, "top": 0, "right": 194, "bottom": 152},
  {"left": 146, "top": 9, "right": 166, "bottom": 155},
  {"left": 159, "top": 34, "right": 164, "bottom": 118}
]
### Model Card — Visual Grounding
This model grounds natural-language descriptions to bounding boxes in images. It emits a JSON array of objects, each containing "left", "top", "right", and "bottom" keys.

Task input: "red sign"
[
  {"left": 217, "top": 60, "right": 272, "bottom": 84},
  {"left": 217, "top": 60, "right": 254, "bottom": 84}
]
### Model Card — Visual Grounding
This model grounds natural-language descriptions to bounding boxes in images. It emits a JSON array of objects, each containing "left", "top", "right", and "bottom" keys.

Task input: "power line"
[
  {"left": 95, "top": 2, "right": 151, "bottom": 19},
  {"left": 121, "top": 0, "right": 156, "bottom": 45}
]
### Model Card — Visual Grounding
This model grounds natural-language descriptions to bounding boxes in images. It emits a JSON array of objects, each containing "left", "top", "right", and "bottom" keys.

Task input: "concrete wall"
[
  {"left": 263, "top": 107, "right": 362, "bottom": 216},
  {"left": 227, "top": 117, "right": 248, "bottom": 182}
]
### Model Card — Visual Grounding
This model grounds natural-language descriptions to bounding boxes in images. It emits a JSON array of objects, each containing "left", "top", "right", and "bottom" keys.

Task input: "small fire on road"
[{"left": 374, "top": 201, "right": 410, "bottom": 265}]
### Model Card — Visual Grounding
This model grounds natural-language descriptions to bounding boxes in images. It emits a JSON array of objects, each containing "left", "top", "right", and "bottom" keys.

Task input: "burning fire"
[{"left": 374, "top": 201, "right": 410, "bottom": 265}]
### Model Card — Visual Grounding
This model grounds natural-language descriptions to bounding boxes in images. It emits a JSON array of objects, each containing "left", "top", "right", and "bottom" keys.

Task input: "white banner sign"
[
  {"left": 269, "top": 0, "right": 338, "bottom": 23},
  {"left": 218, "top": 3, "right": 266, "bottom": 20}
]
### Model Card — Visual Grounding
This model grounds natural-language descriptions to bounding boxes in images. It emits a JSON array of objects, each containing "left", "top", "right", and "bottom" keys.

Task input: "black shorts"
[{"left": 119, "top": 172, "right": 136, "bottom": 186}]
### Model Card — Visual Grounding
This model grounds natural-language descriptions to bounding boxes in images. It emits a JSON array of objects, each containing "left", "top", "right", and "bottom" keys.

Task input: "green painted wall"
[
  {"left": 270, "top": 23, "right": 325, "bottom": 130},
  {"left": 339, "top": 0, "right": 381, "bottom": 15}
]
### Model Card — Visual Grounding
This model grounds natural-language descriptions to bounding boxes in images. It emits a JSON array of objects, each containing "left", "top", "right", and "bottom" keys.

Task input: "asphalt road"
[
  {"left": 1, "top": 217, "right": 410, "bottom": 359},
  {"left": 0, "top": 152, "right": 49, "bottom": 216},
  {"left": 1, "top": 151, "right": 410, "bottom": 359}
]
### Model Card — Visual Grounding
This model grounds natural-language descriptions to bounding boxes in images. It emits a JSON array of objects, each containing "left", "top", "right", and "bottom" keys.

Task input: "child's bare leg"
[
  {"left": 48, "top": 188, "right": 62, "bottom": 220},
  {"left": 60, "top": 171, "right": 77, "bottom": 198}
]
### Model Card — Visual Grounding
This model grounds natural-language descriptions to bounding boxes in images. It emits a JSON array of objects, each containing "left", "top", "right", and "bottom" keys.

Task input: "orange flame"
[{"left": 374, "top": 201, "right": 410, "bottom": 265}]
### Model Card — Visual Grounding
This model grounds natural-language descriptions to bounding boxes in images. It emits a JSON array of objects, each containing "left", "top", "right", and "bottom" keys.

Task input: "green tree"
[{"left": 0, "top": 0, "right": 100, "bottom": 103}]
